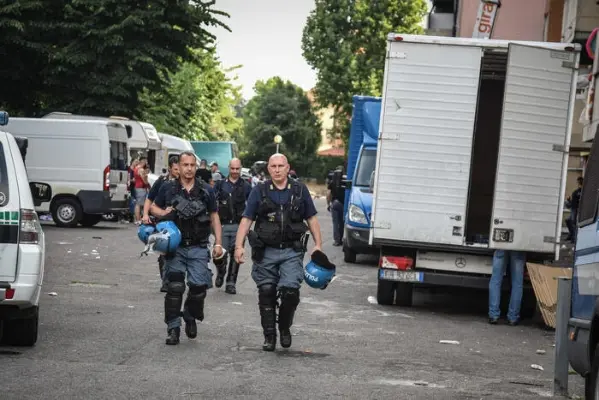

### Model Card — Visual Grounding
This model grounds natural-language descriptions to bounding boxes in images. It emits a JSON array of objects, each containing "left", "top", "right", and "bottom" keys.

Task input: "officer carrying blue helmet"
[
  {"left": 150, "top": 150, "right": 224, "bottom": 346},
  {"left": 234, "top": 153, "right": 324, "bottom": 352}
]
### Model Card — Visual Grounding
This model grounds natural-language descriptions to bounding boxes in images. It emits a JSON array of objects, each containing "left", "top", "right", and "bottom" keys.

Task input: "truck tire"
[
  {"left": 3, "top": 308, "right": 39, "bottom": 347},
  {"left": 377, "top": 279, "right": 395, "bottom": 305},
  {"left": 395, "top": 283, "right": 414, "bottom": 307},
  {"left": 587, "top": 342, "right": 599, "bottom": 399},
  {"left": 343, "top": 247, "right": 357, "bottom": 263},
  {"left": 51, "top": 198, "right": 82, "bottom": 228},
  {"left": 80, "top": 213, "right": 102, "bottom": 227}
]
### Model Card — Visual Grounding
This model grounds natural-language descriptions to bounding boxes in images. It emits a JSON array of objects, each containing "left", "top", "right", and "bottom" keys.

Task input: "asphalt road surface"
[{"left": 0, "top": 199, "right": 586, "bottom": 399}]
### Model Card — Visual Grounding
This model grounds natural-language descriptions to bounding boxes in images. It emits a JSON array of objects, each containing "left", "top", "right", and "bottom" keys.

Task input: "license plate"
[{"left": 379, "top": 269, "right": 423, "bottom": 282}]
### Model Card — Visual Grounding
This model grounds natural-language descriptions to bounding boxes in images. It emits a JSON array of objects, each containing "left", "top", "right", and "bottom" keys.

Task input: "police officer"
[
  {"left": 213, "top": 158, "right": 251, "bottom": 294},
  {"left": 142, "top": 155, "right": 180, "bottom": 293},
  {"left": 151, "top": 151, "right": 224, "bottom": 345},
  {"left": 234, "top": 153, "right": 323, "bottom": 351}
]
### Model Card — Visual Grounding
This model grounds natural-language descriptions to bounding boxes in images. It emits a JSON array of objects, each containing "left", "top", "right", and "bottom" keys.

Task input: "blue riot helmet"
[
  {"left": 304, "top": 250, "right": 336, "bottom": 290},
  {"left": 150, "top": 221, "right": 182, "bottom": 254},
  {"left": 137, "top": 224, "right": 156, "bottom": 244}
]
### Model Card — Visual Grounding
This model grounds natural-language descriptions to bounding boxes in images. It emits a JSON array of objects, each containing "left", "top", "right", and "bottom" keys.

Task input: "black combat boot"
[
  {"left": 278, "top": 288, "right": 300, "bottom": 349},
  {"left": 165, "top": 327, "right": 180, "bottom": 345},
  {"left": 225, "top": 260, "right": 240, "bottom": 294},
  {"left": 260, "top": 306, "right": 277, "bottom": 351},
  {"left": 214, "top": 258, "right": 227, "bottom": 288},
  {"left": 185, "top": 319, "right": 197, "bottom": 339}
]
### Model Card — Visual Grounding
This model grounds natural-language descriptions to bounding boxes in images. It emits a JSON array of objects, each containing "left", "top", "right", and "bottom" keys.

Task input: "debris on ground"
[
  {"left": 530, "top": 364, "right": 544, "bottom": 371},
  {"left": 439, "top": 340, "right": 460, "bottom": 345}
]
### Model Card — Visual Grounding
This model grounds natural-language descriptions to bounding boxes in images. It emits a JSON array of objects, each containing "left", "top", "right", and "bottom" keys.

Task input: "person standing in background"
[
  {"left": 327, "top": 165, "right": 345, "bottom": 246},
  {"left": 566, "top": 176, "right": 583, "bottom": 243}
]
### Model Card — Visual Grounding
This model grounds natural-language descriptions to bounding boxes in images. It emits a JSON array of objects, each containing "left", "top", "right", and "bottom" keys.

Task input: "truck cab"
[{"left": 343, "top": 96, "right": 381, "bottom": 263}]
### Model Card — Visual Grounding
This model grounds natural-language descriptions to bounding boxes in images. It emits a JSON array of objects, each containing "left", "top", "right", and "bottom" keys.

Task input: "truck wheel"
[
  {"left": 3, "top": 308, "right": 39, "bottom": 347},
  {"left": 587, "top": 342, "right": 599, "bottom": 399},
  {"left": 395, "top": 283, "right": 414, "bottom": 307},
  {"left": 51, "top": 198, "right": 82, "bottom": 228},
  {"left": 80, "top": 213, "right": 102, "bottom": 227},
  {"left": 343, "top": 247, "right": 357, "bottom": 263},
  {"left": 377, "top": 279, "right": 395, "bottom": 305}
]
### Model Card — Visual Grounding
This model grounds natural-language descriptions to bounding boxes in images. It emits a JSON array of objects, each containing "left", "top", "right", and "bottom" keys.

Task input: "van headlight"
[{"left": 348, "top": 204, "right": 367, "bottom": 224}]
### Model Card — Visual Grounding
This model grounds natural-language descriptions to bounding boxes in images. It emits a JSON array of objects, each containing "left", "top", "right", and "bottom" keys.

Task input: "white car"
[{"left": 0, "top": 112, "right": 50, "bottom": 346}]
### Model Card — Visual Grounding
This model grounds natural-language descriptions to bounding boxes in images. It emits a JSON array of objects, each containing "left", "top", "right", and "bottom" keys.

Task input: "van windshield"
[
  {"left": 354, "top": 148, "right": 376, "bottom": 187},
  {"left": 110, "top": 141, "right": 127, "bottom": 171}
]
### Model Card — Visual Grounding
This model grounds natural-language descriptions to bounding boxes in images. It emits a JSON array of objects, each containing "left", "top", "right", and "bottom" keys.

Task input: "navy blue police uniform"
[
  {"left": 153, "top": 178, "right": 217, "bottom": 345},
  {"left": 148, "top": 175, "right": 176, "bottom": 292},
  {"left": 243, "top": 178, "right": 317, "bottom": 351},
  {"left": 213, "top": 177, "right": 252, "bottom": 294}
]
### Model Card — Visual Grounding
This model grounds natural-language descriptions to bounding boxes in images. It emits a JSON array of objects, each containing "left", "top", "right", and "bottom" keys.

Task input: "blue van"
[
  {"left": 342, "top": 96, "right": 381, "bottom": 263},
  {"left": 190, "top": 141, "right": 239, "bottom": 177},
  {"left": 568, "top": 129, "right": 599, "bottom": 396}
]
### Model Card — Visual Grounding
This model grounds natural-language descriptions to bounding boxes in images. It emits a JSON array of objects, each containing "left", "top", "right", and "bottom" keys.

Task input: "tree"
[
  {"left": 242, "top": 77, "right": 321, "bottom": 176},
  {"left": 0, "top": 0, "right": 49, "bottom": 115},
  {"left": 302, "top": 0, "right": 428, "bottom": 142},
  {"left": 139, "top": 48, "right": 243, "bottom": 141},
  {"left": 0, "top": 0, "right": 229, "bottom": 117}
]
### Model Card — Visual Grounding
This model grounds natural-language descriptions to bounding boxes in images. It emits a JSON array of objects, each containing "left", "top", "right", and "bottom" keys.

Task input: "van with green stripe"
[{"left": 0, "top": 111, "right": 50, "bottom": 347}]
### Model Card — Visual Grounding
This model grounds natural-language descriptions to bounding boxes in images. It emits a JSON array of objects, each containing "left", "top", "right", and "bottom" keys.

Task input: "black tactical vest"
[
  {"left": 168, "top": 179, "right": 212, "bottom": 246},
  {"left": 215, "top": 179, "right": 246, "bottom": 224},
  {"left": 254, "top": 180, "right": 308, "bottom": 247}
]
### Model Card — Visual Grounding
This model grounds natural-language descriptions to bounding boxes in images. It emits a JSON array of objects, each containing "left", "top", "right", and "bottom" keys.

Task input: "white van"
[
  {"left": 0, "top": 111, "right": 49, "bottom": 346},
  {"left": 156, "top": 132, "right": 194, "bottom": 173},
  {"left": 42, "top": 113, "right": 162, "bottom": 170},
  {"left": 2, "top": 118, "right": 130, "bottom": 227}
]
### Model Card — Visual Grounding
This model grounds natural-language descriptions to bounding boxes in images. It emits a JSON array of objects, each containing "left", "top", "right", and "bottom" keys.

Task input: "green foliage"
[
  {"left": 139, "top": 49, "right": 244, "bottom": 141},
  {"left": 302, "top": 0, "right": 428, "bottom": 142},
  {"left": 0, "top": 0, "right": 229, "bottom": 117},
  {"left": 242, "top": 77, "right": 322, "bottom": 176},
  {"left": 0, "top": 0, "right": 47, "bottom": 115}
]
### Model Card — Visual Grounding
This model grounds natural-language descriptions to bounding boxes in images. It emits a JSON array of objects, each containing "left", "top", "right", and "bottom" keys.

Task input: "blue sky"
[{"left": 211, "top": 0, "right": 318, "bottom": 100}]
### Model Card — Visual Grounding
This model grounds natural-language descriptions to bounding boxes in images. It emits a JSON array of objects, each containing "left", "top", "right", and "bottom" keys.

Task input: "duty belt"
[
  {"left": 270, "top": 241, "right": 297, "bottom": 249},
  {"left": 181, "top": 238, "right": 207, "bottom": 248}
]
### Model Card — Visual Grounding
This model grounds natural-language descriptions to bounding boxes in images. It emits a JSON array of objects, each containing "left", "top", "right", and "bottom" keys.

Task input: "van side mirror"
[
  {"left": 29, "top": 182, "right": 52, "bottom": 206},
  {"left": 0, "top": 111, "right": 8, "bottom": 126}
]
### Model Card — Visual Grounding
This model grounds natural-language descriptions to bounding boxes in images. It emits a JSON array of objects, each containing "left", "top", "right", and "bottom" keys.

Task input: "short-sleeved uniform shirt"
[
  {"left": 243, "top": 180, "right": 318, "bottom": 221},
  {"left": 148, "top": 175, "right": 172, "bottom": 202},
  {"left": 154, "top": 178, "right": 218, "bottom": 214}
]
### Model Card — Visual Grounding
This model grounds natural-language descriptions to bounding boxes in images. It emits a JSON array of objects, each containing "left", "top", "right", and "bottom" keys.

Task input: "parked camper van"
[
  {"left": 370, "top": 34, "right": 580, "bottom": 307},
  {"left": 2, "top": 118, "right": 130, "bottom": 227}
]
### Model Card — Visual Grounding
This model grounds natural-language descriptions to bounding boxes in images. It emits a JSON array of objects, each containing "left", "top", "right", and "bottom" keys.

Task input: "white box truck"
[{"left": 370, "top": 34, "right": 580, "bottom": 307}]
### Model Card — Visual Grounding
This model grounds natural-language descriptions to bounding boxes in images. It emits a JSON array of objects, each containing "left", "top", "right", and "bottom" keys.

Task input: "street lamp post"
[{"left": 274, "top": 135, "right": 282, "bottom": 153}]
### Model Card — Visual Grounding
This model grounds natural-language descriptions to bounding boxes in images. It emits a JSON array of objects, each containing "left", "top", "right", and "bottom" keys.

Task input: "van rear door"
[
  {"left": 0, "top": 133, "right": 21, "bottom": 282},
  {"left": 489, "top": 44, "right": 579, "bottom": 254},
  {"left": 107, "top": 123, "right": 129, "bottom": 204},
  {"left": 370, "top": 41, "right": 483, "bottom": 246}
]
